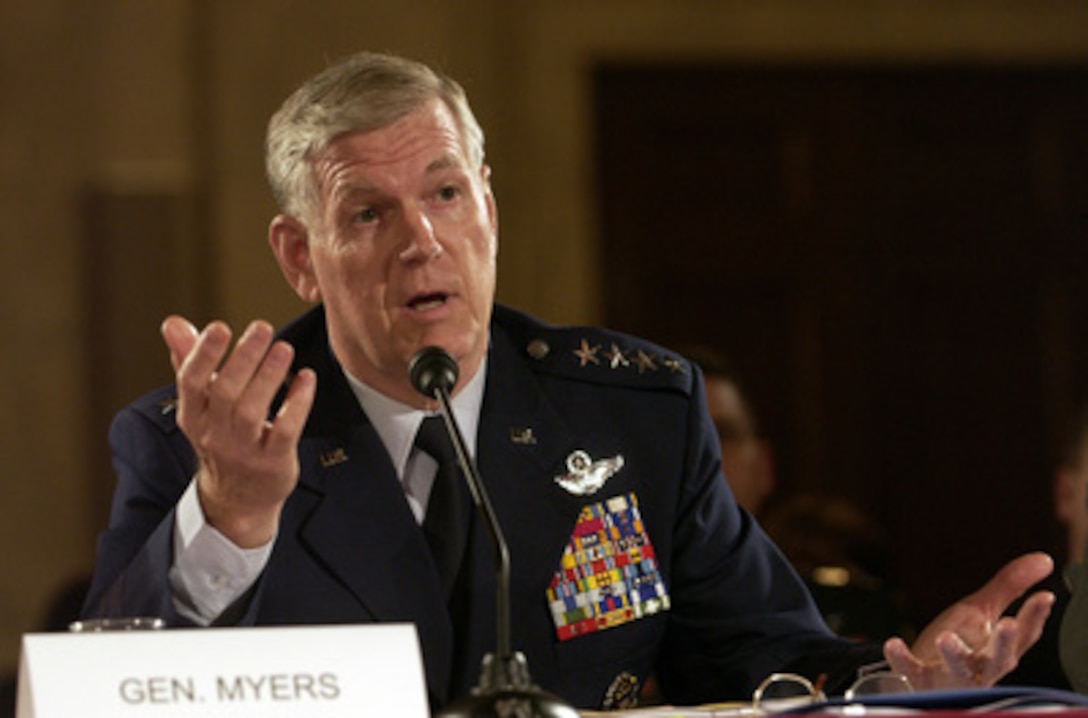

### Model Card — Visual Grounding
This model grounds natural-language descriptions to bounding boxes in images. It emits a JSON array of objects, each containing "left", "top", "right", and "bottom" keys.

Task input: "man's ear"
[
  {"left": 481, "top": 164, "right": 498, "bottom": 235},
  {"left": 269, "top": 214, "right": 321, "bottom": 303}
]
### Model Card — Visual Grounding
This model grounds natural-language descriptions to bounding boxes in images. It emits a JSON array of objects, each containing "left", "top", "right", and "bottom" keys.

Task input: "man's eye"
[
  {"left": 355, "top": 207, "right": 379, "bottom": 223},
  {"left": 437, "top": 185, "right": 459, "bottom": 201}
]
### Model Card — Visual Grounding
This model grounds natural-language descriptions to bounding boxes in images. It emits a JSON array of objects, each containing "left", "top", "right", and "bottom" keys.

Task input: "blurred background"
[{"left": 2, "top": 0, "right": 1088, "bottom": 678}]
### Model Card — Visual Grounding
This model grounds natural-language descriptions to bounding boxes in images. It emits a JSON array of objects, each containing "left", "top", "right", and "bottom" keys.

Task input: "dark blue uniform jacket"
[{"left": 84, "top": 304, "right": 880, "bottom": 710}]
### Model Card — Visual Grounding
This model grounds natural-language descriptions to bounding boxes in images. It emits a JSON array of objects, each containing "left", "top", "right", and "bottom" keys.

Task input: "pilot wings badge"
[{"left": 555, "top": 450, "right": 625, "bottom": 496}]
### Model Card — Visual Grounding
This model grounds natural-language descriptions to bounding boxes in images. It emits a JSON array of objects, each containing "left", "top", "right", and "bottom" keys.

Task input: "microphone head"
[{"left": 408, "top": 346, "right": 459, "bottom": 399}]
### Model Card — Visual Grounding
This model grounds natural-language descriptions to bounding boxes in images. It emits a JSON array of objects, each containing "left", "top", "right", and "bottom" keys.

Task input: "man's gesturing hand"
[
  {"left": 162, "top": 316, "right": 317, "bottom": 548},
  {"left": 883, "top": 551, "right": 1054, "bottom": 691}
]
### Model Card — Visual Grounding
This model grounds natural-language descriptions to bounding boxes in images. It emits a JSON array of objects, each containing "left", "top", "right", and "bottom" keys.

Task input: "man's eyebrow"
[
  {"left": 425, "top": 154, "right": 465, "bottom": 174},
  {"left": 328, "top": 154, "right": 467, "bottom": 203},
  {"left": 333, "top": 183, "right": 379, "bottom": 203}
]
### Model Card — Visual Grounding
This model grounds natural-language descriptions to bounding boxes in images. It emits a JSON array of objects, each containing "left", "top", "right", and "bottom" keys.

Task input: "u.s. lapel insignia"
[
  {"left": 319, "top": 447, "right": 349, "bottom": 468},
  {"left": 509, "top": 426, "right": 537, "bottom": 445},
  {"left": 547, "top": 492, "right": 670, "bottom": 641},
  {"left": 555, "top": 450, "right": 624, "bottom": 496}
]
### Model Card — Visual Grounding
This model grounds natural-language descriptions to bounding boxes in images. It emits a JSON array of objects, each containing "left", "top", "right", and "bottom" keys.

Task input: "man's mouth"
[{"left": 407, "top": 292, "right": 449, "bottom": 312}]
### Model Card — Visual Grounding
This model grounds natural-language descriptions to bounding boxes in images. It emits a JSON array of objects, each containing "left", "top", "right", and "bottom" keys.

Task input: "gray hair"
[{"left": 265, "top": 51, "right": 486, "bottom": 221}]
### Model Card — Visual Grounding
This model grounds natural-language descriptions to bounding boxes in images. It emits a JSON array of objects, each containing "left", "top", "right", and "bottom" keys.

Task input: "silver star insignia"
[
  {"left": 635, "top": 349, "right": 657, "bottom": 374},
  {"left": 605, "top": 343, "right": 630, "bottom": 369},
  {"left": 662, "top": 356, "right": 687, "bottom": 374},
  {"left": 573, "top": 339, "right": 602, "bottom": 367}
]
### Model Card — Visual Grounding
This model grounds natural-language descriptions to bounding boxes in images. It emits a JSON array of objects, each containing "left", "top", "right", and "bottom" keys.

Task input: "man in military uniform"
[{"left": 83, "top": 51, "right": 1054, "bottom": 712}]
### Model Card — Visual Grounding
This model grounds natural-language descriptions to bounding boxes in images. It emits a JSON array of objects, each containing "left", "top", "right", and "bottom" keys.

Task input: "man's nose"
[{"left": 399, "top": 206, "right": 442, "bottom": 261}]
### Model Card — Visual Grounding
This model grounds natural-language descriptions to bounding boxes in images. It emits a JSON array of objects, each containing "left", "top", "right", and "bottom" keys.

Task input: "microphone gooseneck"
[{"left": 408, "top": 346, "right": 577, "bottom": 718}]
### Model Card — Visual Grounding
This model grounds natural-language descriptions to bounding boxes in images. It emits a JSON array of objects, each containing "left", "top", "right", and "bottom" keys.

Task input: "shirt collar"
[{"left": 343, "top": 354, "right": 487, "bottom": 479}]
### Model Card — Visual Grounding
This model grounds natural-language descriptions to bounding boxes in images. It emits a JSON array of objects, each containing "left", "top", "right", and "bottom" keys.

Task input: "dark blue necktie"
[{"left": 415, "top": 415, "right": 470, "bottom": 598}]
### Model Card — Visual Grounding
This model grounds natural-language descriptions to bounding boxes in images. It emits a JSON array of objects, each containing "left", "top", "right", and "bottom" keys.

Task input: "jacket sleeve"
[
  {"left": 82, "top": 394, "right": 197, "bottom": 624},
  {"left": 655, "top": 365, "right": 883, "bottom": 704}
]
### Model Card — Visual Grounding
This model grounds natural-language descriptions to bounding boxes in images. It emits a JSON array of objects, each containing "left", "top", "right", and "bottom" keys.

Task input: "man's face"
[{"left": 283, "top": 99, "right": 497, "bottom": 406}]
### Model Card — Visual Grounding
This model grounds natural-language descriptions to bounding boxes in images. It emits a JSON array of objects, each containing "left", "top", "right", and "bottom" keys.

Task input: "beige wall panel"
[
  {"left": 0, "top": 0, "right": 193, "bottom": 677},
  {"left": 3, "top": 0, "right": 1088, "bottom": 682}
]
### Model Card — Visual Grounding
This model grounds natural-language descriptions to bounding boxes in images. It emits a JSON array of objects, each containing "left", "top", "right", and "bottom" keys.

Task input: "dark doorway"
[{"left": 594, "top": 64, "right": 1088, "bottom": 623}]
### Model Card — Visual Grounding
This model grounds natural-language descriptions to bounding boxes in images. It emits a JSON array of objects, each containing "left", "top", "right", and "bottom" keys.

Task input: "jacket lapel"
[
  {"left": 295, "top": 428, "right": 442, "bottom": 619},
  {"left": 295, "top": 425, "right": 456, "bottom": 705},
  {"left": 281, "top": 315, "right": 454, "bottom": 690},
  {"left": 477, "top": 325, "right": 590, "bottom": 593}
]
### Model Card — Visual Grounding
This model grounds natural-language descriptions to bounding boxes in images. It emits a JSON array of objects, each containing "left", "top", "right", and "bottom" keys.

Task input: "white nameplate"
[{"left": 16, "top": 623, "right": 428, "bottom": 717}]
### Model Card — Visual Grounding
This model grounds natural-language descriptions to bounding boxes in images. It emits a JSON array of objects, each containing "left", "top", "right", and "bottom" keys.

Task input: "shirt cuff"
[{"left": 170, "top": 479, "right": 274, "bottom": 625}]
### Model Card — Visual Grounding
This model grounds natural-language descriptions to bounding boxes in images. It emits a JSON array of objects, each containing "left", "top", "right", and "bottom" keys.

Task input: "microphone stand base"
[{"left": 436, "top": 652, "right": 579, "bottom": 718}]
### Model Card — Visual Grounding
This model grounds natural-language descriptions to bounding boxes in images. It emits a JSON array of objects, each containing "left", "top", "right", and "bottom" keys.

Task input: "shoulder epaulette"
[{"left": 495, "top": 305, "right": 693, "bottom": 395}]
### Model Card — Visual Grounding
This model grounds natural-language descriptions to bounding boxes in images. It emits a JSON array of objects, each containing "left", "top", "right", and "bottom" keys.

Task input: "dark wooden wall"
[{"left": 594, "top": 64, "right": 1088, "bottom": 623}]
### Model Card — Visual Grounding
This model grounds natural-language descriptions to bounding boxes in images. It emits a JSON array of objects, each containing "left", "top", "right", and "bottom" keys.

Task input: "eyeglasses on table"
[{"left": 752, "top": 667, "right": 912, "bottom": 714}]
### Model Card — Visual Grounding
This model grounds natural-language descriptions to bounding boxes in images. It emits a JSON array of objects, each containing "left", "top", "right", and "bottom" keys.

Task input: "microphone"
[{"left": 408, "top": 347, "right": 577, "bottom": 718}]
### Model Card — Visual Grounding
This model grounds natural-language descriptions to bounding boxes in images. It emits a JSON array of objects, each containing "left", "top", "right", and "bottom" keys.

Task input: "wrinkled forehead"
[
  {"left": 309, "top": 104, "right": 475, "bottom": 200},
  {"left": 310, "top": 95, "right": 478, "bottom": 170}
]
